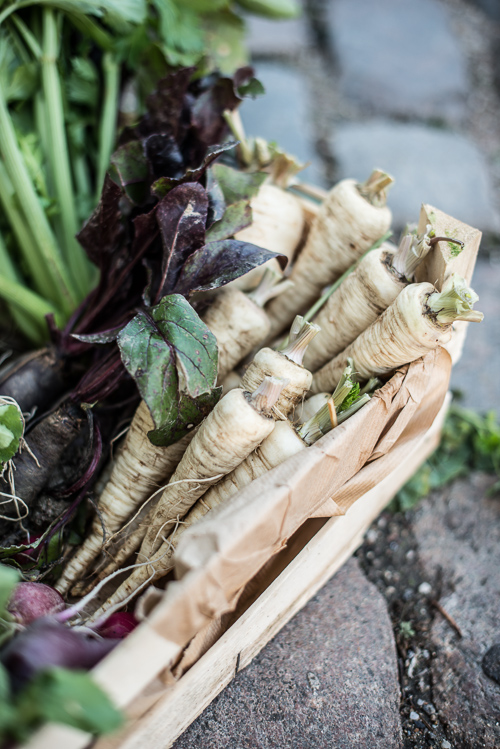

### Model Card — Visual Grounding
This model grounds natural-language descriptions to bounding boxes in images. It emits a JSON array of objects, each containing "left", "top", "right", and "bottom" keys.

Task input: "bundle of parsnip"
[{"left": 55, "top": 170, "right": 483, "bottom": 623}]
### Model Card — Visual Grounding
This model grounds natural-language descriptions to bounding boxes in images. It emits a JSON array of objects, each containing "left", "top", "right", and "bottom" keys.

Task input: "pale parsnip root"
[
  {"left": 303, "top": 245, "right": 405, "bottom": 372},
  {"left": 87, "top": 420, "right": 306, "bottom": 623},
  {"left": 230, "top": 184, "right": 305, "bottom": 291},
  {"left": 311, "top": 282, "right": 455, "bottom": 393},
  {"left": 265, "top": 175, "right": 393, "bottom": 338},
  {"left": 202, "top": 287, "right": 270, "bottom": 381},
  {"left": 55, "top": 401, "right": 193, "bottom": 595},
  {"left": 241, "top": 347, "right": 312, "bottom": 419}
]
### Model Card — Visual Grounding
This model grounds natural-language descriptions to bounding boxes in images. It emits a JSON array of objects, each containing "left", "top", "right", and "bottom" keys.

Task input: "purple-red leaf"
[
  {"left": 154, "top": 183, "right": 208, "bottom": 302},
  {"left": 151, "top": 142, "right": 238, "bottom": 198},
  {"left": 76, "top": 176, "right": 124, "bottom": 270},
  {"left": 173, "top": 240, "right": 287, "bottom": 297}
]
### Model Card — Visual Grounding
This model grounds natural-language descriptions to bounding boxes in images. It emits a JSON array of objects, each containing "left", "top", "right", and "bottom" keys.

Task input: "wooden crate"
[{"left": 23, "top": 204, "right": 481, "bottom": 749}]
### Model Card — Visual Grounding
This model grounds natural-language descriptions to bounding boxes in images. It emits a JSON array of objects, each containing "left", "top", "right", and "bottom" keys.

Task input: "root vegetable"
[
  {"left": 241, "top": 317, "right": 319, "bottom": 418},
  {"left": 7, "top": 582, "right": 65, "bottom": 626},
  {"left": 311, "top": 274, "right": 483, "bottom": 393},
  {"left": 303, "top": 229, "right": 436, "bottom": 372},
  {"left": 265, "top": 170, "right": 393, "bottom": 338},
  {"left": 230, "top": 184, "right": 305, "bottom": 291},
  {"left": 90, "top": 378, "right": 286, "bottom": 616}
]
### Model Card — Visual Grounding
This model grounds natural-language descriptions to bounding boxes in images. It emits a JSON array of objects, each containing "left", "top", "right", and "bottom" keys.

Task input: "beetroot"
[
  {"left": 95, "top": 612, "right": 137, "bottom": 639},
  {"left": 0, "top": 618, "right": 119, "bottom": 692},
  {"left": 7, "top": 582, "right": 65, "bottom": 626}
]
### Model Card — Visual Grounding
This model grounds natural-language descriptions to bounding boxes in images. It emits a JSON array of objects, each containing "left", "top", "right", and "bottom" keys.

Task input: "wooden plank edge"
[{"left": 94, "top": 393, "right": 449, "bottom": 749}]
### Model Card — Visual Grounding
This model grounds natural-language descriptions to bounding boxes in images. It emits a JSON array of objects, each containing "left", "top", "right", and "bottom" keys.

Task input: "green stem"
[
  {"left": 96, "top": 52, "right": 120, "bottom": 202},
  {"left": 303, "top": 230, "right": 393, "bottom": 323},
  {"left": 0, "top": 82, "right": 77, "bottom": 314},
  {"left": 0, "top": 231, "right": 43, "bottom": 343},
  {"left": 11, "top": 14, "right": 42, "bottom": 59},
  {"left": 331, "top": 362, "right": 354, "bottom": 410},
  {"left": 0, "top": 162, "right": 49, "bottom": 299},
  {"left": 41, "top": 7, "right": 90, "bottom": 299},
  {"left": 337, "top": 394, "right": 371, "bottom": 425},
  {"left": 0, "top": 273, "right": 62, "bottom": 343}
]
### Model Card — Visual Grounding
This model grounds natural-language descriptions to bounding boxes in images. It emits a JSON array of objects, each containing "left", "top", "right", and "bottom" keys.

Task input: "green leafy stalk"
[
  {"left": 41, "top": 7, "right": 90, "bottom": 298},
  {"left": 0, "top": 83, "right": 76, "bottom": 314},
  {"left": 0, "top": 231, "right": 45, "bottom": 343},
  {"left": 96, "top": 51, "right": 120, "bottom": 201},
  {"left": 331, "top": 360, "right": 355, "bottom": 411}
]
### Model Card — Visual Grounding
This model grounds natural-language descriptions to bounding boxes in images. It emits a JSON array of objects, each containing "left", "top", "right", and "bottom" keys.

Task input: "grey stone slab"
[
  {"left": 450, "top": 256, "right": 500, "bottom": 411},
  {"left": 173, "top": 558, "right": 402, "bottom": 749},
  {"left": 246, "top": 4, "right": 308, "bottom": 58},
  {"left": 468, "top": 0, "right": 500, "bottom": 22},
  {"left": 328, "top": 0, "right": 468, "bottom": 121},
  {"left": 240, "top": 61, "right": 326, "bottom": 186},
  {"left": 413, "top": 474, "right": 500, "bottom": 748},
  {"left": 333, "top": 120, "right": 500, "bottom": 232}
]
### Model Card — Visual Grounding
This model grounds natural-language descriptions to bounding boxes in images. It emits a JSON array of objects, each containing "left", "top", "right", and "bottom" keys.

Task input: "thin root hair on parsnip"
[
  {"left": 311, "top": 274, "right": 483, "bottom": 394},
  {"left": 139, "top": 377, "right": 286, "bottom": 560},
  {"left": 264, "top": 169, "right": 394, "bottom": 338},
  {"left": 90, "top": 378, "right": 288, "bottom": 617}
]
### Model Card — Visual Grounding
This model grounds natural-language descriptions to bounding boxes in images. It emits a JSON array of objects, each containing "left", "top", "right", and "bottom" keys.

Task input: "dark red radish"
[{"left": 7, "top": 582, "right": 65, "bottom": 625}]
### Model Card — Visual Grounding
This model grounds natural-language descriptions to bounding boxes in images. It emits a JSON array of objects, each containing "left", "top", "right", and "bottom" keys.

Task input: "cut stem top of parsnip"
[
  {"left": 311, "top": 274, "right": 483, "bottom": 394},
  {"left": 241, "top": 317, "right": 320, "bottom": 418}
]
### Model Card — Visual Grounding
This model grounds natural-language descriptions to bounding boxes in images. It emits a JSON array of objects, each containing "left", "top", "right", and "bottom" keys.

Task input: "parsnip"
[
  {"left": 311, "top": 274, "right": 483, "bottom": 394},
  {"left": 303, "top": 229, "right": 436, "bottom": 372},
  {"left": 241, "top": 317, "right": 319, "bottom": 418},
  {"left": 139, "top": 377, "right": 285, "bottom": 558},
  {"left": 88, "top": 380, "right": 370, "bottom": 609},
  {"left": 88, "top": 377, "right": 286, "bottom": 619},
  {"left": 265, "top": 170, "right": 393, "bottom": 338},
  {"left": 230, "top": 184, "right": 305, "bottom": 291}
]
